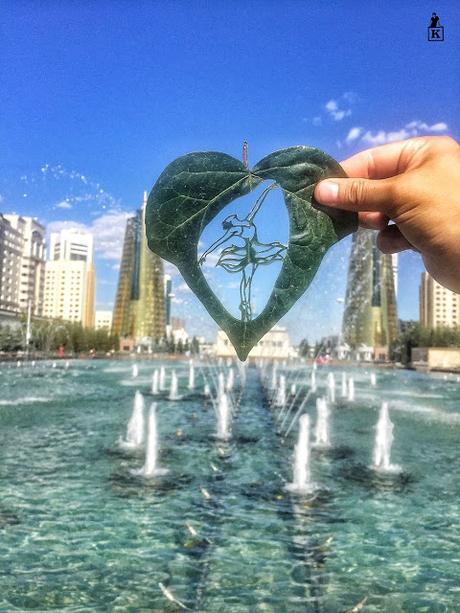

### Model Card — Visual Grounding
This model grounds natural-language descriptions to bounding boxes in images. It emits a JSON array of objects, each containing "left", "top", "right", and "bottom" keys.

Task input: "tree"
[
  {"left": 298, "top": 338, "right": 310, "bottom": 357},
  {"left": 191, "top": 336, "right": 200, "bottom": 355},
  {"left": 391, "top": 322, "right": 460, "bottom": 364}
]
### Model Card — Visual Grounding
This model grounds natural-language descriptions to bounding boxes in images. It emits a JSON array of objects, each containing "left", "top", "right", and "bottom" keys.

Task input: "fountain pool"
[{"left": 0, "top": 360, "right": 459, "bottom": 610}]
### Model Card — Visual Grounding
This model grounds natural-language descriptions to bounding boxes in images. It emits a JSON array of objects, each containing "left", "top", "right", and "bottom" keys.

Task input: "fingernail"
[{"left": 316, "top": 181, "right": 339, "bottom": 204}]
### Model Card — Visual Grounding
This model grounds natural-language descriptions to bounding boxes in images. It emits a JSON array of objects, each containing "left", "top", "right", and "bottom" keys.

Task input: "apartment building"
[
  {"left": 4, "top": 215, "right": 46, "bottom": 315},
  {"left": 43, "top": 229, "right": 95, "bottom": 327},
  {"left": 420, "top": 271, "right": 459, "bottom": 328},
  {"left": 0, "top": 214, "right": 23, "bottom": 313}
]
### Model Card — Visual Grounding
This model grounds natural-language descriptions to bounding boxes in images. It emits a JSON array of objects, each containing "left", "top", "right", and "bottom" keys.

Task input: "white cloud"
[
  {"left": 199, "top": 252, "right": 220, "bottom": 267},
  {"left": 361, "top": 129, "right": 411, "bottom": 146},
  {"left": 345, "top": 126, "right": 364, "bottom": 144},
  {"left": 55, "top": 200, "right": 72, "bottom": 209},
  {"left": 218, "top": 280, "right": 240, "bottom": 289},
  {"left": 405, "top": 120, "right": 448, "bottom": 132},
  {"left": 47, "top": 220, "right": 88, "bottom": 234},
  {"left": 325, "top": 100, "right": 338, "bottom": 112},
  {"left": 176, "top": 282, "right": 192, "bottom": 293},
  {"left": 91, "top": 212, "right": 131, "bottom": 260},
  {"left": 324, "top": 94, "right": 354, "bottom": 121},
  {"left": 306, "top": 92, "right": 357, "bottom": 126},
  {"left": 48, "top": 210, "right": 132, "bottom": 261},
  {"left": 343, "top": 119, "right": 448, "bottom": 147},
  {"left": 342, "top": 91, "right": 358, "bottom": 104},
  {"left": 163, "top": 261, "right": 180, "bottom": 278}
]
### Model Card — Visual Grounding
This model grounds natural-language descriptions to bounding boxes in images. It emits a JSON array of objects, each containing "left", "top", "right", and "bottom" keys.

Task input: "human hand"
[{"left": 314, "top": 136, "right": 460, "bottom": 293}]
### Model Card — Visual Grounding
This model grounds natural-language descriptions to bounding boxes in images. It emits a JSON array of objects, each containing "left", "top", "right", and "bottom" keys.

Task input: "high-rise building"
[
  {"left": 0, "top": 214, "right": 46, "bottom": 316},
  {"left": 391, "top": 253, "right": 398, "bottom": 297},
  {"left": 342, "top": 228, "right": 398, "bottom": 355},
  {"left": 4, "top": 215, "right": 46, "bottom": 315},
  {"left": 95, "top": 310, "right": 113, "bottom": 331},
  {"left": 164, "top": 274, "right": 173, "bottom": 334},
  {"left": 43, "top": 229, "right": 95, "bottom": 327},
  {"left": 0, "top": 214, "right": 23, "bottom": 313},
  {"left": 112, "top": 193, "right": 165, "bottom": 344},
  {"left": 420, "top": 271, "right": 459, "bottom": 328}
]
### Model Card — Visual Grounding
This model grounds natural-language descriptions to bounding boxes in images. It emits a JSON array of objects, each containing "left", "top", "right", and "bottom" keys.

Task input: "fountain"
[
  {"left": 310, "top": 369, "right": 317, "bottom": 393},
  {"left": 274, "top": 375, "right": 286, "bottom": 408},
  {"left": 226, "top": 368, "right": 234, "bottom": 392},
  {"left": 237, "top": 361, "right": 247, "bottom": 385},
  {"left": 286, "top": 414, "right": 312, "bottom": 494},
  {"left": 270, "top": 364, "right": 278, "bottom": 390},
  {"left": 373, "top": 402, "right": 400, "bottom": 472},
  {"left": 159, "top": 366, "right": 166, "bottom": 391},
  {"left": 151, "top": 369, "right": 159, "bottom": 395},
  {"left": 348, "top": 377, "right": 355, "bottom": 402},
  {"left": 341, "top": 372, "right": 347, "bottom": 398},
  {"left": 119, "top": 391, "right": 145, "bottom": 449},
  {"left": 218, "top": 372, "right": 225, "bottom": 400},
  {"left": 131, "top": 403, "right": 168, "bottom": 477},
  {"left": 203, "top": 382, "right": 211, "bottom": 397},
  {"left": 370, "top": 372, "right": 377, "bottom": 387},
  {"left": 290, "top": 383, "right": 296, "bottom": 396},
  {"left": 314, "top": 397, "right": 330, "bottom": 448},
  {"left": 327, "top": 372, "right": 336, "bottom": 404},
  {"left": 132, "top": 364, "right": 138, "bottom": 378},
  {"left": 188, "top": 360, "right": 195, "bottom": 390},
  {"left": 168, "top": 371, "right": 182, "bottom": 401},
  {"left": 216, "top": 392, "right": 231, "bottom": 440}
]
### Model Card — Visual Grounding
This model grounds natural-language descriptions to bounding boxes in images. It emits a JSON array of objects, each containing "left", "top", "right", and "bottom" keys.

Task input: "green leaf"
[{"left": 146, "top": 146, "right": 357, "bottom": 360}]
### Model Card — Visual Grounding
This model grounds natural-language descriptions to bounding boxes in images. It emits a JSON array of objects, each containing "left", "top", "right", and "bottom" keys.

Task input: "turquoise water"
[{"left": 0, "top": 360, "right": 459, "bottom": 612}]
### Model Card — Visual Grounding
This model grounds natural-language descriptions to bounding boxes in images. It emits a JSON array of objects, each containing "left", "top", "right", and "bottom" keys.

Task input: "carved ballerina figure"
[{"left": 199, "top": 184, "right": 287, "bottom": 322}]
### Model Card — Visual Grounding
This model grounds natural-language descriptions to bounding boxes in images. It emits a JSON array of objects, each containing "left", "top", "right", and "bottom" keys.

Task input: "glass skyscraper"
[
  {"left": 112, "top": 194, "right": 165, "bottom": 344},
  {"left": 342, "top": 228, "right": 398, "bottom": 351}
]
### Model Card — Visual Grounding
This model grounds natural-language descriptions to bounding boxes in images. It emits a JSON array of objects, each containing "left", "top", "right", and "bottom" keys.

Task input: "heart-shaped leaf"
[{"left": 146, "top": 146, "right": 357, "bottom": 360}]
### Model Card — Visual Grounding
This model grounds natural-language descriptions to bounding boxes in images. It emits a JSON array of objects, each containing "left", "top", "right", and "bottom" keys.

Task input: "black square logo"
[{"left": 428, "top": 26, "right": 444, "bottom": 41}]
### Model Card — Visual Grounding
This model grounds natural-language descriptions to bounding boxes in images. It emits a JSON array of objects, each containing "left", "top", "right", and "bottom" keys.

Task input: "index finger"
[{"left": 340, "top": 138, "right": 424, "bottom": 179}]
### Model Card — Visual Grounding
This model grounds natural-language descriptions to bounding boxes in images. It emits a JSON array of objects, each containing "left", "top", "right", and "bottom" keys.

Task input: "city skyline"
[{"left": 2, "top": 2, "right": 459, "bottom": 342}]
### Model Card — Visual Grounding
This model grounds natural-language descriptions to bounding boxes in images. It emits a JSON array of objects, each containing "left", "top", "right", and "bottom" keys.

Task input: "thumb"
[{"left": 314, "top": 177, "right": 394, "bottom": 213}]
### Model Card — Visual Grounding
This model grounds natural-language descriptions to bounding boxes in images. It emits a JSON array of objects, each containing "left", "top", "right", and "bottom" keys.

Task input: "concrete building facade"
[
  {"left": 0, "top": 214, "right": 23, "bottom": 314},
  {"left": 43, "top": 229, "right": 95, "bottom": 327},
  {"left": 215, "top": 326, "right": 295, "bottom": 360},
  {"left": 95, "top": 310, "right": 113, "bottom": 331},
  {"left": 4, "top": 215, "right": 46, "bottom": 316},
  {"left": 420, "top": 271, "right": 460, "bottom": 328}
]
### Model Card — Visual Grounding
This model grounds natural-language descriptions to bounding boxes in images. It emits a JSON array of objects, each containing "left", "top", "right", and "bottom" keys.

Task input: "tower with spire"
[
  {"left": 242, "top": 141, "right": 248, "bottom": 168},
  {"left": 112, "top": 192, "right": 166, "bottom": 347},
  {"left": 342, "top": 228, "right": 398, "bottom": 359}
]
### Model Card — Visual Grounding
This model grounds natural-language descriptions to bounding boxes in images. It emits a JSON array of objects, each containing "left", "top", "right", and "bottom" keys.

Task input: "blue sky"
[{"left": 1, "top": 1, "right": 459, "bottom": 341}]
